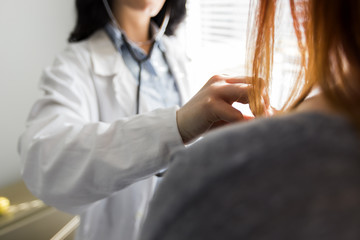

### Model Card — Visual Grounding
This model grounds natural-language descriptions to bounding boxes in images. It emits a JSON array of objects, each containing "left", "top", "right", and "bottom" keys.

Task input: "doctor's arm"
[
  {"left": 18, "top": 47, "right": 253, "bottom": 215},
  {"left": 19, "top": 48, "right": 187, "bottom": 214}
]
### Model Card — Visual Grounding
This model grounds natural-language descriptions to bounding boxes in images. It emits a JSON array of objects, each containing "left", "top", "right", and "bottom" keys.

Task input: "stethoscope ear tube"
[
  {"left": 102, "top": 0, "right": 171, "bottom": 114},
  {"left": 102, "top": 0, "right": 170, "bottom": 45}
]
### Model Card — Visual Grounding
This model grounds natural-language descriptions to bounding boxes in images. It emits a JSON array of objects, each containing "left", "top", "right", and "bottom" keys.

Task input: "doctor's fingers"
[
  {"left": 224, "top": 76, "right": 253, "bottom": 84},
  {"left": 208, "top": 81, "right": 273, "bottom": 118},
  {"left": 226, "top": 76, "right": 269, "bottom": 105},
  {"left": 209, "top": 83, "right": 251, "bottom": 104},
  {"left": 204, "top": 75, "right": 250, "bottom": 87},
  {"left": 209, "top": 100, "right": 245, "bottom": 123}
]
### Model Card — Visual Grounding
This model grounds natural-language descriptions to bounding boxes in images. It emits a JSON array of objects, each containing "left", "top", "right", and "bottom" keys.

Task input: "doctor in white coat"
[{"left": 18, "top": 0, "right": 254, "bottom": 239}]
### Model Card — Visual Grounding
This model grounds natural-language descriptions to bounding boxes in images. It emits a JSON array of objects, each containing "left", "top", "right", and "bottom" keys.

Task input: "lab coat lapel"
[
  {"left": 89, "top": 30, "right": 122, "bottom": 77},
  {"left": 88, "top": 31, "right": 191, "bottom": 118},
  {"left": 162, "top": 38, "right": 192, "bottom": 105},
  {"left": 89, "top": 30, "right": 138, "bottom": 118}
]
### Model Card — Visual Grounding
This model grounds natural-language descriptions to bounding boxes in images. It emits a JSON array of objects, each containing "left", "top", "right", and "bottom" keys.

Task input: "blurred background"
[
  {"left": 0, "top": 0, "right": 74, "bottom": 189},
  {"left": 0, "top": 1, "right": 76, "bottom": 239},
  {"left": 0, "top": 0, "right": 298, "bottom": 238}
]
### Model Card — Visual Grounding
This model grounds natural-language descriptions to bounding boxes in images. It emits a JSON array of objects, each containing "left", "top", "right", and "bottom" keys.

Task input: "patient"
[{"left": 139, "top": 0, "right": 360, "bottom": 239}]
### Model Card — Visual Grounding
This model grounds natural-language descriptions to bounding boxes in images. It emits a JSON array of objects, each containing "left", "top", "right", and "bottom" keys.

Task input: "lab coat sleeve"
[{"left": 18, "top": 45, "right": 185, "bottom": 214}]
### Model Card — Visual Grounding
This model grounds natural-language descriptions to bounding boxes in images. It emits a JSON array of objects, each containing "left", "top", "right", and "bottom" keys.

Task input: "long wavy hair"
[
  {"left": 68, "top": 0, "right": 186, "bottom": 42},
  {"left": 248, "top": 0, "right": 360, "bottom": 129}
]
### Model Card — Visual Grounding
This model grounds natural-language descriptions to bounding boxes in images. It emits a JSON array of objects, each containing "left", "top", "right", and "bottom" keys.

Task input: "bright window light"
[{"left": 180, "top": 0, "right": 301, "bottom": 110}]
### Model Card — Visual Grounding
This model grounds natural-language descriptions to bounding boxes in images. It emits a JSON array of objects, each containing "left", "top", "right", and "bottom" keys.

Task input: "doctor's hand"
[{"left": 177, "top": 75, "right": 256, "bottom": 144}]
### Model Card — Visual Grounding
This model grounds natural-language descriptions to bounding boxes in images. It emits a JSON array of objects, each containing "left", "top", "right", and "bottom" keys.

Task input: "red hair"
[{"left": 248, "top": 0, "right": 360, "bottom": 128}]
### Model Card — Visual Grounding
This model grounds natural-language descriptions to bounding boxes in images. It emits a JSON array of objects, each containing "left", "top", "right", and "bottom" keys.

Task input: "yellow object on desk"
[{"left": 0, "top": 197, "right": 10, "bottom": 215}]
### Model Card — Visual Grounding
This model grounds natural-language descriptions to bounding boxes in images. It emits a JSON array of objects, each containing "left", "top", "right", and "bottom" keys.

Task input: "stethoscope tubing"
[
  {"left": 121, "top": 34, "right": 156, "bottom": 114},
  {"left": 103, "top": 0, "right": 173, "bottom": 114}
]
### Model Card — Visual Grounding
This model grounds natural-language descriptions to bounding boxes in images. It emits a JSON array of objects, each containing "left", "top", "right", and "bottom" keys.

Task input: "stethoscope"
[{"left": 103, "top": 0, "right": 171, "bottom": 114}]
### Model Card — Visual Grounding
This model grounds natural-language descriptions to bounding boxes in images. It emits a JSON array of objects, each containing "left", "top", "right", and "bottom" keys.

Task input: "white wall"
[{"left": 0, "top": 0, "right": 75, "bottom": 188}]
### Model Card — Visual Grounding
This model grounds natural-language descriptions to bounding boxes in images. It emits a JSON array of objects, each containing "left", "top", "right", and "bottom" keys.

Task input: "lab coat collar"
[
  {"left": 88, "top": 29, "right": 190, "bottom": 104},
  {"left": 89, "top": 30, "right": 123, "bottom": 77},
  {"left": 104, "top": 22, "right": 167, "bottom": 54},
  {"left": 88, "top": 27, "right": 167, "bottom": 77}
]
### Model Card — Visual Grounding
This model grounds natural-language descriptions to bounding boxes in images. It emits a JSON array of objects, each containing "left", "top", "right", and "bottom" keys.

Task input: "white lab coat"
[{"left": 18, "top": 30, "right": 192, "bottom": 240}]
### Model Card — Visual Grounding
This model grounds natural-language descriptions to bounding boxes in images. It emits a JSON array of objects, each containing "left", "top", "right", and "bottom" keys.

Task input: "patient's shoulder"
[
  {"left": 167, "top": 112, "right": 360, "bottom": 196},
  {"left": 142, "top": 112, "right": 360, "bottom": 240},
  {"left": 178, "top": 112, "right": 358, "bottom": 165}
]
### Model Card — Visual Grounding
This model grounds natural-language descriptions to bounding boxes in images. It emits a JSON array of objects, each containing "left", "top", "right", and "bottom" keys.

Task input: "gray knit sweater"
[{"left": 140, "top": 112, "right": 360, "bottom": 240}]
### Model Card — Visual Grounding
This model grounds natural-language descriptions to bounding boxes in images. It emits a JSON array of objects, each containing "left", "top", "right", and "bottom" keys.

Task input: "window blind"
[
  {"left": 198, "top": 0, "right": 249, "bottom": 45},
  {"left": 183, "top": 0, "right": 301, "bottom": 108}
]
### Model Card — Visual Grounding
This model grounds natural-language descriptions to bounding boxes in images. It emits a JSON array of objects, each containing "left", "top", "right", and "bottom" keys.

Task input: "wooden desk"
[{"left": 0, "top": 181, "right": 76, "bottom": 240}]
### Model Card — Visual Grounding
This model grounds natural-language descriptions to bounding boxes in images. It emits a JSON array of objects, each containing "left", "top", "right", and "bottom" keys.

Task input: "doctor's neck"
[{"left": 113, "top": 5, "right": 153, "bottom": 53}]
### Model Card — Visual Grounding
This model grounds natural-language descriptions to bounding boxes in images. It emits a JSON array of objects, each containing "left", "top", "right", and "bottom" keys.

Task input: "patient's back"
[{"left": 140, "top": 112, "right": 360, "bottom": 240}]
